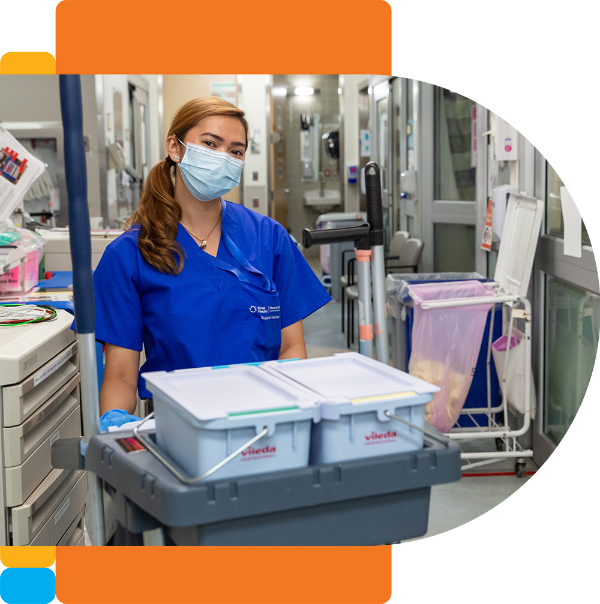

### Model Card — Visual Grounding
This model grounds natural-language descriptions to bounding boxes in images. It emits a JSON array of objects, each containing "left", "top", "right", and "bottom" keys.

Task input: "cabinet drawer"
[
  {"left": 57, "top": 510, "right": 85, "bottom": 546},
  {"left": 11, "top": 469, "right": 84, "bottom": 546},
  {"left": 5, "top": 407, "right": 81, "bottom": 507},
  {"left": 0, "top": 312, "right": 76, "bottom": 387},
  {"left": 28, "top": 473, "right": 87, "bottom": 547},
  {"left": 3, "top": 342, "right": 78, "bottom": 427},
  {"left": 4, "top": 378, "right": 80, "bottom": 467}
]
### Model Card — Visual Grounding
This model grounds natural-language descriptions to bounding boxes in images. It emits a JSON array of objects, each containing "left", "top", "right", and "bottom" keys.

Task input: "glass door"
[
  {"left": 532, "top": 157, "right": 598, "bottom": 465},
  {"left": 390, "top": 77, "right": 403, "bottom": 237},
  {"left": 128, "top": 85, "right": 149, "bottom": 211},
  {"left": 391, "top": 77, "right": 418, "bottom": 239},
  {"left": 544, "top": 276, "right": 599, "bottom": 445},
  {"left": 431, "top": 86, "right": 479, "bottom": 273}
]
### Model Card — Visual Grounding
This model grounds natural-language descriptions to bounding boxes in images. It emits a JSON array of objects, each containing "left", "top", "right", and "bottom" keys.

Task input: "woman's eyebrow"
[{"left": 201, "top": 132, "right": 245, "bottom": 147}]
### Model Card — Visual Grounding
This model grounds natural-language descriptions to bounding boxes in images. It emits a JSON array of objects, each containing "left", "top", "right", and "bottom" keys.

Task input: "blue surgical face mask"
[{"left": 176, "top": 138, "right": 245, "bottom": 202}]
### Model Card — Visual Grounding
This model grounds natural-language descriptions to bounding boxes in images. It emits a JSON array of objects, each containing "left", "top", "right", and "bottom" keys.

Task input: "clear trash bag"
[{"left": 408, "top": 281, "right": 495, "bottom": 432}]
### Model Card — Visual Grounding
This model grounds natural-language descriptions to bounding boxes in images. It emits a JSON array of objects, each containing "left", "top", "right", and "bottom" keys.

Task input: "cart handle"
[
  {"left": 418, "top": 294, "right": 519, "bottom": 310},
  {"left": 384, "top": 411, "right": 450, "bottom": 447},
  {"left": 133, "top": 413, "right": 269, "bottom": 485}
]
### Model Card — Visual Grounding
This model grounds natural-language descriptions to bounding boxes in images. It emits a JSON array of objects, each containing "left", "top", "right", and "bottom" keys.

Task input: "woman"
[{"left": 95, "top": 97, "right": 331, "bottom": 430}]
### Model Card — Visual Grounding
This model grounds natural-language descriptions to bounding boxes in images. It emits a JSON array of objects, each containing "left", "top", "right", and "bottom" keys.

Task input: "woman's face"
[{"left": 169, "top": 115, "right": 247, "bottom": 162}]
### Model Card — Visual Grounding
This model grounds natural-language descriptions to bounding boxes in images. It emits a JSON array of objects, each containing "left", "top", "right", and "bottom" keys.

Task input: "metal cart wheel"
[{"left": 515, "top": 459, "right": 527, "bottom": 478}]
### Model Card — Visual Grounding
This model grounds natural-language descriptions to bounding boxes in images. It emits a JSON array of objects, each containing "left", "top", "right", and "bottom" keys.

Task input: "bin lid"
[
  {"left": 142, "top": 365, "right": 320, "bottom": 422},
  {"left": 264, "top": 353, "right": 438, "bottom": 402},
  {"left": 494, "top": 193, "right": 544, "bottom": 296}
]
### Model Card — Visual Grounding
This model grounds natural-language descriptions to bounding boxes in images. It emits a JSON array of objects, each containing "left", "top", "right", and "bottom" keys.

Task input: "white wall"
[{"left": 239, "top": 75, "right": 269, "bottom": 216}]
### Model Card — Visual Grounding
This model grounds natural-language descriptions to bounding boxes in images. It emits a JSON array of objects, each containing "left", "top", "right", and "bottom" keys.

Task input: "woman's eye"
[
  {"left": 203, "top": 140, "right": 216, "bottom": 147},
  {"left": 231, "top": 150, "right": 243, "bottom": 157}
]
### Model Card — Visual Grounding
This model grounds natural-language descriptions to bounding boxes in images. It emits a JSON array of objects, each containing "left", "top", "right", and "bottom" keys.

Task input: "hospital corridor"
[{"left": 0, "top": 73, "right": 594, "bottom": 549}]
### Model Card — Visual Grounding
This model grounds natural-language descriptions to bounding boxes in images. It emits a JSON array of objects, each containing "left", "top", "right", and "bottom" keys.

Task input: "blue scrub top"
[{"left": 93, "top": 200, "right": 331, "bottom": 398}]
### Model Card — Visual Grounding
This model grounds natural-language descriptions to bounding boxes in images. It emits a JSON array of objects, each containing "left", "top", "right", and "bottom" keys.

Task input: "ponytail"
[{"left": 125, "top": 159, "right": 185, "bottom": 275}]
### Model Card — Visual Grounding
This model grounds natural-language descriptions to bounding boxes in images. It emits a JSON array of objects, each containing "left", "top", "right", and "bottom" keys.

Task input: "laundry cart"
[
  {"left": 62, "top": 354, "right": 461, "bottom": 546},
  {"left": 0, "top": 309, "right": 86, "bottom": 546},
  {"left": 401, "top": 193, "right": 544, "bottom": 474},
  {"left": 386, "top": 272, "right": 502, "bottom": 428}
]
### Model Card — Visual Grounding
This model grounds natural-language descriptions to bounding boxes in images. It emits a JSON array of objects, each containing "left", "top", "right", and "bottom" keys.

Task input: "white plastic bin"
[
  {"left": 143, "top": 365, "right": 320, "bottom": 482},
  {"left": 316, "top": 212, "right": 367, "bottom": 301},
  {"left": 262, "top": 353, "right": 439, "bottom": 464}
]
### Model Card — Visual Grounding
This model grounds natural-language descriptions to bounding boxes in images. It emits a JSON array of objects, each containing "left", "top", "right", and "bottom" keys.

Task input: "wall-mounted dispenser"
[
  {"left": 492, "top": 114, "right": 518, "bottom": 162},
  {"left": 400, "top": 170, "right": 417, "bottom": 199},
  {"left": 300, "top": 113, "right": 320, "bottom": 182},
  {"left": 560, "top": 186, "right": 600, "bottom": 258},
  {"left": 347, "top": 165, "right": 358, "bottom": 184},
  {"left": 322, "top": 131, "right": 339, "bottom": 159}
]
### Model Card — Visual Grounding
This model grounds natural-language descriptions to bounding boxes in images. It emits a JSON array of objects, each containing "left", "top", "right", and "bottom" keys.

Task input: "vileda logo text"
[
  {"left": 242, "top": 445, "right": 276, "bottom": 459},
  {"left": 365, "top": 430, "right": 397, "bottom": 444}
]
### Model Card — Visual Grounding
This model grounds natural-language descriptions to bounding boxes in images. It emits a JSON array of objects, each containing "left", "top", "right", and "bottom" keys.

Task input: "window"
[{"left": 544, "top": 276, "right": 599, "bottom": 445}]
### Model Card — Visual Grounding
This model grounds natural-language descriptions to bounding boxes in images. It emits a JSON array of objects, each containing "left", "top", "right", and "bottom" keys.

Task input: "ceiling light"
[
  {"left": 295, "top": 87, "right": 315, "bottom": 96},
  {"left": 271, "top": 86, "right": 287, "bottom": 97}
]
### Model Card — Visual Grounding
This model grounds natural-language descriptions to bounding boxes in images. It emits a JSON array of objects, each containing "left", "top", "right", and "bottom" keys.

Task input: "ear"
[{"left": 166, "top": 135, "right": 182, "bottom": 162}]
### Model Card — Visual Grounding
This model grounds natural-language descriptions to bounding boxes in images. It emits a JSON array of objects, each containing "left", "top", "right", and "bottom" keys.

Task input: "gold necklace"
[{"left": 180, "top": 213, "right": 221, "bottom": 250}]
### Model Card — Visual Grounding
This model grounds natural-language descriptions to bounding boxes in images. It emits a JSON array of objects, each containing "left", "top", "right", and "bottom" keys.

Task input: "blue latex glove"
[
  {"left": 79, "top": 410, "right": 142, "bottom": 458},
  {"left": 99, "top": 409, "right": 143, "bottom": 432}
]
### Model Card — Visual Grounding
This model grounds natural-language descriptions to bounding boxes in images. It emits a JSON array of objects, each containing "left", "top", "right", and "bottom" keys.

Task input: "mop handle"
[
  {"left": 365, "top": 162, "right": 389, "bottom": 364},
  {"left": 302, "top": 224, "right": 370, "bottom": 248},
  {"left": 59, "top": 75, "right": 105, "bottom": 546}
]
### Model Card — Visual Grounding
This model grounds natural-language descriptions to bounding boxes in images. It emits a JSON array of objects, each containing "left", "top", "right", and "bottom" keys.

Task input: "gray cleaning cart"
[
  {"left": 81, "top": 427, "right": 459, "bottom": 545},
  {"left": 52, "top": 75, "right": 461, "bottom": 546}
]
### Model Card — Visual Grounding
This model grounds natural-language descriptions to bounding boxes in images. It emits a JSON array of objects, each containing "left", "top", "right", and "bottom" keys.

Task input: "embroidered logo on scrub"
[{"left": 249, "top": 305, "right": 280, "bottom": 321}]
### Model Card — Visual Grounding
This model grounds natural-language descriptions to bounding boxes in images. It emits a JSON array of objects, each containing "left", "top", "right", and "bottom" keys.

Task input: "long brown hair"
[{"left": 125, "top": 97, "right": 249, "bottom": 274}]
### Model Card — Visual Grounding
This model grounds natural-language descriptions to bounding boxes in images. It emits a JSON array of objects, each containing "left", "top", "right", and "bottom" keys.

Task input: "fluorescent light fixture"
[
  {"left": 338, "top": 88, "right": 342, "bottom": 94},
  {"left": 450, "top": 88, "right": 600, "bottom": 94},
  {"left": 271, "top": 86, "right": 287, "bottom": 98},
  {"left": 295, "top": 87, "right": 315, "bottom": 96}
]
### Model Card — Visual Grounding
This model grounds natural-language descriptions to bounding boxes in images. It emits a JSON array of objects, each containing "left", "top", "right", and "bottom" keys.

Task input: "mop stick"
[
  {"left": 365, "top": 162, "right": 389, "bottom": 364},
  {"left": 59, "top": 75, "right": 106, "bottom": 546}
]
